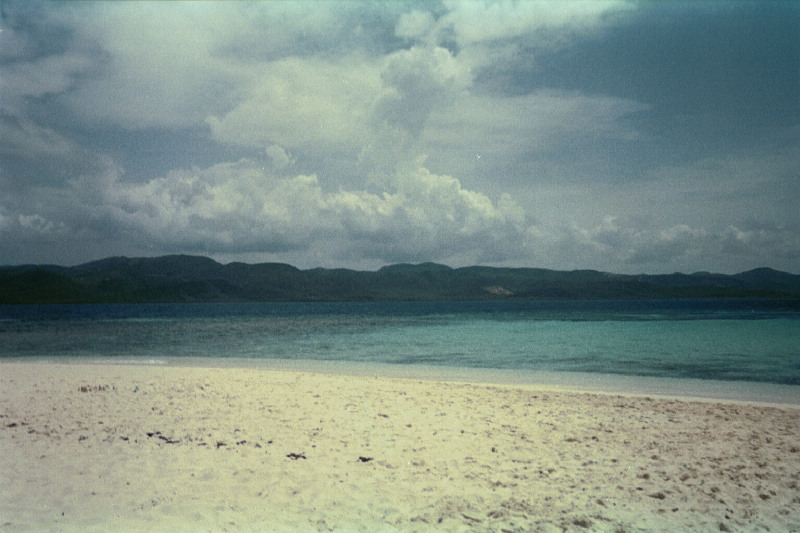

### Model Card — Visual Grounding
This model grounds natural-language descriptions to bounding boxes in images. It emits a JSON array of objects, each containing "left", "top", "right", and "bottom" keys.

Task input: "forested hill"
[{"left": 1, "top": 255, "right": 799, "bottom": 303}]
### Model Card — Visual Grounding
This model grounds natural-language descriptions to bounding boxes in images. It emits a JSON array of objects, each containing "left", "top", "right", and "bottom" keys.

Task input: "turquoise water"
[{"left": 1, "top": 299, "right": 798, "bottom": 386}]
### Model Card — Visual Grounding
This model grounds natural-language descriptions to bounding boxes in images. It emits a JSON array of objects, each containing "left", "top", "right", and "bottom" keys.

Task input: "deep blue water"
[{"left": 1, "top": 299, "right": 799, "bottom": 385}]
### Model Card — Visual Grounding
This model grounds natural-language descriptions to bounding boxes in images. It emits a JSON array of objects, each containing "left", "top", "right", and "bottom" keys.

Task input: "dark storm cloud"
[{"left": 497, "top": 1, "right": 799, "bottom": 157}]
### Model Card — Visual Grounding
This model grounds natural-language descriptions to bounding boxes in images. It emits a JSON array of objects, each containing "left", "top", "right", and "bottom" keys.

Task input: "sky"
[{"left": 1, "top": 0, "right": 798, "bottom": 274}]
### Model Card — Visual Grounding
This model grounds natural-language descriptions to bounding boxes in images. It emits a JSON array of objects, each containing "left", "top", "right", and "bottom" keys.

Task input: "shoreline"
[
  {"left": 5, "top": 356, "right": 800, "bottom": 407},
  {"left": 2, "top": 362, "right": 800, "bottom": 532}
]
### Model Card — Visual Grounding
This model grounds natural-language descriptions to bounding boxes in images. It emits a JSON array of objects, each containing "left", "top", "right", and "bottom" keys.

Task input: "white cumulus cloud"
[{"left": 37, "top": 158, "right": 529, "bottom": 265}]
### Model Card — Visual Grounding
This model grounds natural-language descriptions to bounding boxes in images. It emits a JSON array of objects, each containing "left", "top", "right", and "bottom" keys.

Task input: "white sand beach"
[{"left": 1, "top": 362, "right": 799, "bottom": 532}]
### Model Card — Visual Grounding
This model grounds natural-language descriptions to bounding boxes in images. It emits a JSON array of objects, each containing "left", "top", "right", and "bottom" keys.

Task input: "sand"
[{"left": 1, "top": 362, "right": 799, "bottom": 533}]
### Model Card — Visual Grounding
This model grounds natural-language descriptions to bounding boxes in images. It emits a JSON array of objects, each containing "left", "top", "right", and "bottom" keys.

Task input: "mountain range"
[{"left": 1, "top": 255, "right": 799, "bottom": 304}]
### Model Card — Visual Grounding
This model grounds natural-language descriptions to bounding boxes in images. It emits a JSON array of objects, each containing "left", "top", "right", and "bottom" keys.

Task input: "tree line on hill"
[{"left": 1, "top": 255, "right": 799, "bottom": 304}]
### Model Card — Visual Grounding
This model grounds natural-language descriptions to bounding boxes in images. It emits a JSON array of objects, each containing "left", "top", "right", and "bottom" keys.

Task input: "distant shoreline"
[{"left": 2, "top": 254, "right": 799, "bottom": 304}]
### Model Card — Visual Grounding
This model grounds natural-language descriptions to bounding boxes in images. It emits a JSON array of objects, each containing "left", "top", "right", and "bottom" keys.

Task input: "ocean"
[{"left": 2, "top": 299, "right": 799, "bottom": 394}]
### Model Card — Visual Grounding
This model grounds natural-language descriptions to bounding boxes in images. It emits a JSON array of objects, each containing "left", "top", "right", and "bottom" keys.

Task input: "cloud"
[
  {"left": 265, "top": 145, "right": 295, "bottom": 170},
  {"left": 718, "top": 224, "right": 800, "bottom": 264},
  {"left": 208, "top": 44, "right": 476, "bottom": 189},
  {"left": 206, "top": 56, "right": 381, "bottom": 154},
  {"left": 208, "top": 44, "right": 472, "bottom": 159},
  {"left": 38, "top": 1, "right": 405, "bottom": 130},
  {"left": 102, "top": 161, "right": 323, "bottom": 254},
  {"left": 18, "top": 0, "right": 638, "bottom": 198},
  {"left": 396, "top": 10, "right": 436, "bottom": 41},
  {"left": 328, "top": 158, "right": 527, "bottom": 263},
  {"left": 54, "top": 3, "right": 247, "bottom": 129},
  {"left": 522, "top": 217, "right": 800, "bottom": 274},
  {"left": 1, "top": 52, "right": 92, "bottom": 112},
  {"left": 424, "top": 90, "right": 644, "bottom": 154},
  {"left": 4, "top": 150, "right": 797, "bottom": 272},
  {"left": 376, "top": 45, "right": 471, "bottom": 137},
  {"left": 394, "top": 1, "right": 634, "bottom": 73},
  {"left": 437, "top": 0, "right": 628, "bottom": 46},
  {"left": 3, "top": 157, "right": 527, "bottom": 265},
  {"left": 0, "top": 24, "right": 28, "bottom": 59},
  {"left": 646, "top": 149, "right": 800, "bottom": 204},
  {"left": 0, "top": 112, "right": 112, "bottom": 187},
  {"left": 2, "top": 1, "right": 796, "bottom": 274},
  {"left": 614, "top": 223, "right": 711, "bottom": 267}
]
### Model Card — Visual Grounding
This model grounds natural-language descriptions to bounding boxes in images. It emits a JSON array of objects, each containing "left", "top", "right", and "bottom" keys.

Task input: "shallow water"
[{"left": 1, "top": 299, "right": 798, "bottom": 390}]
